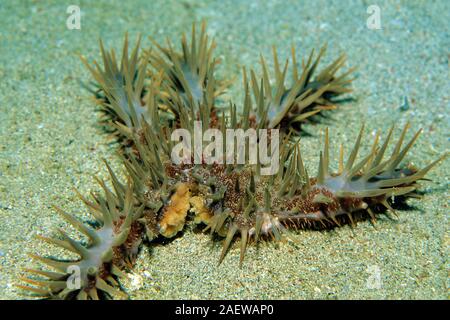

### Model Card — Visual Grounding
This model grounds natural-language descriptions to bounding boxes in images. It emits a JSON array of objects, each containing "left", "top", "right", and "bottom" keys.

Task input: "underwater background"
[{"left": 0, "top": 0, "right": 448, "bottom": 299}]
